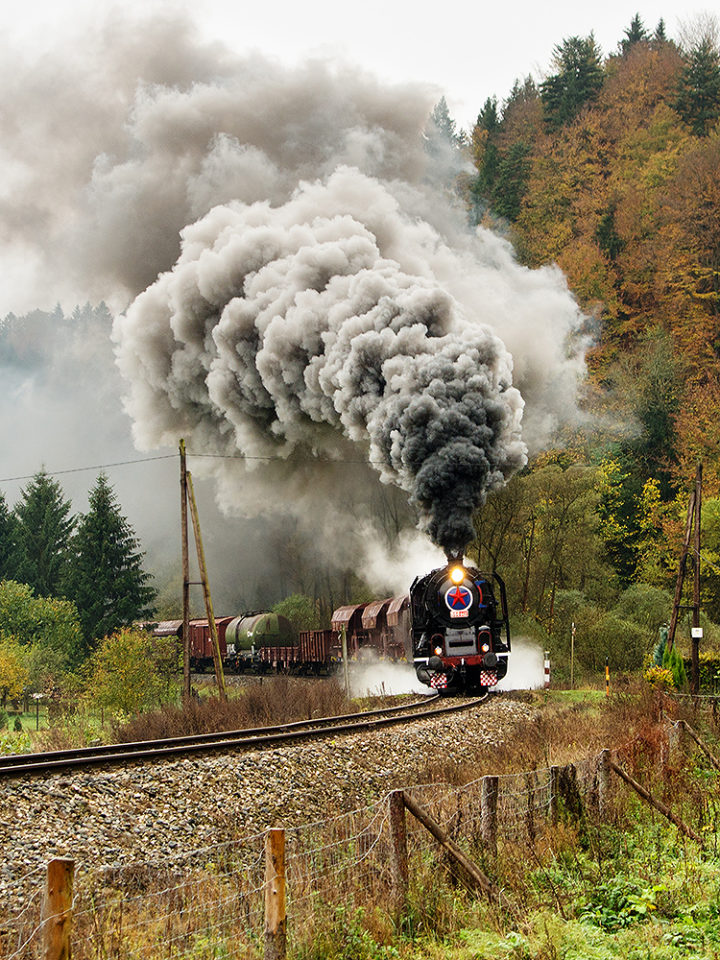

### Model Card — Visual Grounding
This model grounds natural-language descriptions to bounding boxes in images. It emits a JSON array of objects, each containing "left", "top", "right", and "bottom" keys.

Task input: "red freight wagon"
[{"left": 188, "top": 617, "right": 235, "bottom": 671}]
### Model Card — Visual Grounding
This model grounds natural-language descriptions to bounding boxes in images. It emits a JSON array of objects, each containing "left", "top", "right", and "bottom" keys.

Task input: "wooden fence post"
[
  {"left": 549, "top": 766, "right": 561, "bottom": 826},
  {"left": 481, "top": 776, "right": 499, "bottom": 859},
  {"left": 524, "top": 772, "right": 536, "bottom": 843},
  {"left": 597, "top": 750, "right": 610, "bottom": 820},
  {"left": 557, "top": 764, "right": 583, "bottom": 823},
  {"left": 668, "top": 722, "right": 682, "bottom": 764},
  {"left": 389, "top": 790, "right": 408, "bottom": 913},
  {"left": 264, "top": 828, "right": 286, "bottom": 960},
  {"left": 42, "top": 857, "right": 74, "bottom": 960}
]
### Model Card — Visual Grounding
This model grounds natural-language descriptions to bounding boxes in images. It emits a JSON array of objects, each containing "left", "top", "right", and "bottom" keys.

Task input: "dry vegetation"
[{"left": 114, "top": 677, "right": 356, "bottom": 741}]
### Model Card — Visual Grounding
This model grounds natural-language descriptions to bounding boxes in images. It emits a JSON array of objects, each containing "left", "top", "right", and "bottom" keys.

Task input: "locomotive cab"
[{"left": 411, "top": 559, "right": 510, "bottom": 694}]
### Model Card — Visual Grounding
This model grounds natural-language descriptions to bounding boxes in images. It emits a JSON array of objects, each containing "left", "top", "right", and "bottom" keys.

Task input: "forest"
[{"left": 1, "top": 12, "right": 719, "bottom": 711}]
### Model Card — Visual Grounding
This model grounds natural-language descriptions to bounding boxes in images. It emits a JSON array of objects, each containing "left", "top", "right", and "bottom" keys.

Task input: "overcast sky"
[{"left": 0, "top": 0, "right": 701, "bottom": 130}]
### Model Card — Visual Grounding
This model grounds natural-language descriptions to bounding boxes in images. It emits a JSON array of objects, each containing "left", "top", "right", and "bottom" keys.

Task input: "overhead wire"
[{"left": 0, "top": 450, "right": 382, "bottom": 486}]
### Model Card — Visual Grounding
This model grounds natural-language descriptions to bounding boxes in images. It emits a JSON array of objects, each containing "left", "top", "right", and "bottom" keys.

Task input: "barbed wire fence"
[{"left": 0, "top": 721, "right": 701, "bottom": 960}]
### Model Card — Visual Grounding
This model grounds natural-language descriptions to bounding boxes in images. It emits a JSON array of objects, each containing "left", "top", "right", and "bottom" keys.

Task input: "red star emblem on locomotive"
[{"left": 445, "top": 585, "right": 472, "bottom": 610}]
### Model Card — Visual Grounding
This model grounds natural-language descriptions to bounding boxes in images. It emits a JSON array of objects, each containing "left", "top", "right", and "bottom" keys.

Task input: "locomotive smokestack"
[{"left": 445, "top": 550, "right": 465, "bottom": 565}]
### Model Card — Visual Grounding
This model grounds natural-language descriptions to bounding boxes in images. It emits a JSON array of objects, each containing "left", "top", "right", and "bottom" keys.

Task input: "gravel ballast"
[{"left": 0, "top": 696, "right": 535, "bottom": 914}]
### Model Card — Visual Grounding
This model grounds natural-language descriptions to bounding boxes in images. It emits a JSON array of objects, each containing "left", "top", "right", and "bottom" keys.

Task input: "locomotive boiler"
[{"left": 411, "top": 558, "right": 510, "bottom": 694}]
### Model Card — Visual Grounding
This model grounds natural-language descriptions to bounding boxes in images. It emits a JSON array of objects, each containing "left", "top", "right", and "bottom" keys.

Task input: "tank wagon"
[{"left": 152, "top": 601, "right": 409, "bottom": 675}]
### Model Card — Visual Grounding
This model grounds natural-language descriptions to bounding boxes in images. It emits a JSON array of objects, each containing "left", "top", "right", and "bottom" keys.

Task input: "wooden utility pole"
[
  {"left": 180, "top": 440, "right": 191, "bottom": 702},
  {"left": 692, "top": 463, "right": 702, "bottom": 695},
  {"left": 667, "top": 486, "right": 697, "bottom": 651},
  {"left": 667, "top": 463, "right": 703, "bottom": 695},
  {"left": 186, "top": 470, "right": 227, "bottom": 701}
]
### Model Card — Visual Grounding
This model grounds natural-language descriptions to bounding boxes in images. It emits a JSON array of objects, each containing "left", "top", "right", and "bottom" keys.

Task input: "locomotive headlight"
[
  {"left": 481, "top": 643, "right": 490, "bottom": 653},
  {"left": 433, "top": 646, "right": 443, "bottom": 656},
  {"left": 450, "top": 566, "right": 465, "bottom": 584}
]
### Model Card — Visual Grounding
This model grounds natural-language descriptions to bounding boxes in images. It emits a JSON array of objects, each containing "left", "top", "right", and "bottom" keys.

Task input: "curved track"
[{"left": 0, "top": 693, "right": 489, "bottom": 779}]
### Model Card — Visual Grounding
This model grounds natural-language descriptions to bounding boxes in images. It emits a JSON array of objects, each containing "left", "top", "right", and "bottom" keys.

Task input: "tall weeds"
[{"left": 114, "top": 677, "right": 353, "bottom": 742}]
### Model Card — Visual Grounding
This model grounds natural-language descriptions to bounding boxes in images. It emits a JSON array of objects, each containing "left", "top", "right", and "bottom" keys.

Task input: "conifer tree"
[
  {"left": 428, "top": 96, "right": 460, "bottom": 146},
  {"left": 654, "top": 19, "right": 668, "bottom": 43},
  {"left": 675, "top": 31, "right": 720, "bottom": 135},
  {"left": 0, "top": 491, "right": 17, "bottom": 580},
  {"left": 13, "top": 470, "right": 74, "bottom": 597},
  {"left": 65, "top": 474, "right": 155, "bottom": 648},
  {"left": 620, "top": 14, "right": 649, "bottom": 54},
  {"left": 540, "top": 35, "right": 604, "bottom": 130},
  {"left": 492, "top": 141, "right": 532, "bottom": 221}
]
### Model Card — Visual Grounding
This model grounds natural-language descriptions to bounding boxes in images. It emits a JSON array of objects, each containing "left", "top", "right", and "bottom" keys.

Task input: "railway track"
[{"left": 0, "top": 693, "right": 489, "bottom": 779}]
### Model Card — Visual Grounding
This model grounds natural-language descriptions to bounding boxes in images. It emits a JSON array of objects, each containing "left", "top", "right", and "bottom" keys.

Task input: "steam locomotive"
[{"left": 411, "top": 558, "right": 510, "bottom": 694}]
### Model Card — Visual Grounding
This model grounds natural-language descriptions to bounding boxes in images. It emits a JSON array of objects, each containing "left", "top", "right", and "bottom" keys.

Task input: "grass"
[
  {"left": 541, "top": 688, "right": 608, "bottom": 704},
  {"left": 113, "top": 675, "right": 355, "bottom": 741}
]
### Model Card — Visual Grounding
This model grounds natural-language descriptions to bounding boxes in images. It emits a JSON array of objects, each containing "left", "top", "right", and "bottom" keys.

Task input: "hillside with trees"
[{"left": 449, "top": 13, "right": 720, "bottom": 664}]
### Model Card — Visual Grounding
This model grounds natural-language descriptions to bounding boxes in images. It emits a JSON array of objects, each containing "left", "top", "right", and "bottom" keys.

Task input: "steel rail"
[
  {"left": 0, "top": 693, "right": 488, "bottom": 779},
  {"left": 0, "top": 694, "right": 439, "bottom": 769}
]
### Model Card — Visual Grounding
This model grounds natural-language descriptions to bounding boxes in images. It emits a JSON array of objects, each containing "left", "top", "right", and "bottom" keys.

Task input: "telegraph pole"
[
  {"left": 180, "top": 440, "right": 191, "bottom": 701},
  {"left": 691, "top": 463, "right": 702, "bottom": 695},
  {"left": 667, "top": 488, "right": 696, "bottom": 652},
  {"left": 667, "top": 463, "right": 703, "bottom": 696},
  {"left": 186, "top": 470, "right": 228, "bottom": 701}
]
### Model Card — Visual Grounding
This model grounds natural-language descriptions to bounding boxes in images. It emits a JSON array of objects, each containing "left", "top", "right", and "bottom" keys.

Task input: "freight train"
[
  {"left": 151, "top": 558, "right": 510, "bottom": 694},
  {"left": 151, "top": 597, "right": 411, "bottom": 675}
]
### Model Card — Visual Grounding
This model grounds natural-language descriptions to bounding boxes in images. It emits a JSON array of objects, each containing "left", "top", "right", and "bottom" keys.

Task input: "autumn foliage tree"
[{"left": 85, "top": 628, "right": 177, "bottom": 717}]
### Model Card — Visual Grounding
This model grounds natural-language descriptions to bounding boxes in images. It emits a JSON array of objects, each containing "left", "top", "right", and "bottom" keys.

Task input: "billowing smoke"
[
  {"left": 0, "top": 12, "right": 586, "bottom": 583},
  {"left": 115, "top": 168, "right": 527, "bottom": 554}
]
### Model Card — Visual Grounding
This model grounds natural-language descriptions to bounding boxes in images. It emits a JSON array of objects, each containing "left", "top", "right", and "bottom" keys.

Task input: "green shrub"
[
  {"left": 579, "top": 613, "right": 647, "bottom": 671},
  {"left": 612, "top": 584, "right": 672, "bottom": 634},
  {"left": 663, "top": 644, "right": 688, "bottom": 690}
]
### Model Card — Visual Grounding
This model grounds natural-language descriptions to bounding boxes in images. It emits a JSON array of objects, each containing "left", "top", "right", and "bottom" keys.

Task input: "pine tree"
[
  {"left": 620, "top": 14, "right": 649, "bottom": 55},
  {"left": 492, "top": 141, "right": 532, "bottom": 221},
  {"left": 540, "top": 35, "right": 605, "bottom": 131},
  {"left": 0, "top": 491, "right": 17, "bottom": 580},
  {"left": 65, "top": 474, "right": 155, "bottom": 648},
  {"left": 428, "top": 96, "right": 460, "bottom": 146},
  {"left": 675, "top": 32, "right": 720, "bottom": 135},
  {"left": 654, "top": 19, "right": 668, "bottom": 43},
  {"left": 14, "top": 470, "right": 74, "bottom": 596}
]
